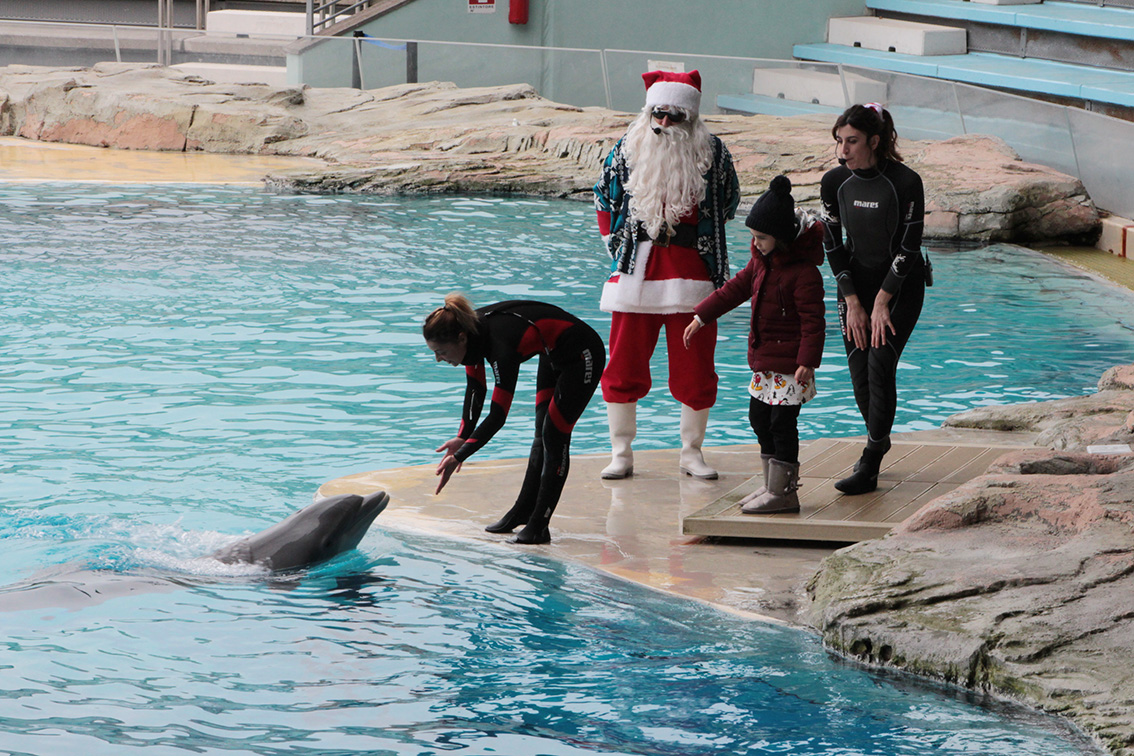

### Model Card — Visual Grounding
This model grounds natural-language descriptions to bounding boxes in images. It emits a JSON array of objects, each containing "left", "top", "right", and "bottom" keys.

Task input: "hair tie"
[{"left": 865, "top": 102, "right": 884, "bottom": 117}]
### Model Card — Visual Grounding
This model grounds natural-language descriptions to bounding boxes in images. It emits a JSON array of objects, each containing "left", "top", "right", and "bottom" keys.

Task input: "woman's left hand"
[
  {"left": 434, "top": 437, "right": 464, "bottom": 494},
  {"left": 435, "top": 453, "right": 461, "bottom": 494},
  {"left": 794, "top": 365, "right": 815, "bottom": 386},
  {"left": 871, "top": 292, "right": 896, "bottom": 348}
]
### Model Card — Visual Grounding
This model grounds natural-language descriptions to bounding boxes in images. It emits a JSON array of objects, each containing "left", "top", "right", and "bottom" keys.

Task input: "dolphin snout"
[{"left": 359, "top": 490, "right": 390, "bottom": 522}]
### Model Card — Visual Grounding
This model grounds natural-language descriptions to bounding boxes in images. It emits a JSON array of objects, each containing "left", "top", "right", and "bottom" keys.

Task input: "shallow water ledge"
[{"left": 0, "top": 62, "right": 1101, "bottom": 243}]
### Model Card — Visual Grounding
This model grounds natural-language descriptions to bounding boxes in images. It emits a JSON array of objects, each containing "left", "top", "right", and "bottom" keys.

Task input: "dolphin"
[
  {"left": 211, "top": 490, "right": 390, "bottom": 572},
  {"left": 0, "top": 490, "right": 390, "bottom": 613}
]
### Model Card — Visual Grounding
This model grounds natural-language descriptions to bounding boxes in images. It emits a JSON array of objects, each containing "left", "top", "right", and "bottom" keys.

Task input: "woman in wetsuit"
[
  {"left": 820, "top": 103, "right": 927, "bottom": 495},
  {"left": 423, "top": 293, "right": 605, "bottom": 544}
]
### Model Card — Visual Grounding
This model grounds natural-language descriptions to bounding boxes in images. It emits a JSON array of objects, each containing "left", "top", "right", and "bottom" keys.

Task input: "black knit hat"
[{"left": 745, "top": 175, "right": 799, "bottom": 246}]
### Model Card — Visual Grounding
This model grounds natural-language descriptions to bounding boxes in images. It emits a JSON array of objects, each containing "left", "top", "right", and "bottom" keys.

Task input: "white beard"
[{"left": 623, "top": 108, "right": 713, "bottom": 240}]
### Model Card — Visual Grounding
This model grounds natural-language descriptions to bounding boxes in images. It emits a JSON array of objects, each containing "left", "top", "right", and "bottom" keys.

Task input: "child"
[{"left": 683, "top": 176, "right": 825, "bottom": 514}]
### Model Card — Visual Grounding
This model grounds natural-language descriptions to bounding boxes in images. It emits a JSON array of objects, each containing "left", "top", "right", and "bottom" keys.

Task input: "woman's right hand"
[{"left": 843, "top": 295, "right": 870, "bottom": 350}]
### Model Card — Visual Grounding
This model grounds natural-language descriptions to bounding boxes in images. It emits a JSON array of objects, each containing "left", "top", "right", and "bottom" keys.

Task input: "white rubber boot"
[
  {"left": 678, "top": 405, "right": 718, "bottom": 480},
  {"left": 600, "top": 402, "right": 636, "bottom": 480}
]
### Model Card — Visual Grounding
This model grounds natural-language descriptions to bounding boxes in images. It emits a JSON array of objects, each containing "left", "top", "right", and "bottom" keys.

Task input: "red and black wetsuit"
[
  {"left": 820, "top": 160, "right": 927, "bottom": 449},
  {"left": 454, "top": 301, "right": 605, "bottom": 543}
]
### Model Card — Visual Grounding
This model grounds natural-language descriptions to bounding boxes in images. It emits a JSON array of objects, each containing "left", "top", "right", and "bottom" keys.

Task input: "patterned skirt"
[{"left": 748, "top": 370, "right": 816, "bottom": 406}]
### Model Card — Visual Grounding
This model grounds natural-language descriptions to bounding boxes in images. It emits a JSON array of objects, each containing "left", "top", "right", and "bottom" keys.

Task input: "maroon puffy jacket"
[{"left": 694, "top": 219, "right": 826, "bottom": 375}]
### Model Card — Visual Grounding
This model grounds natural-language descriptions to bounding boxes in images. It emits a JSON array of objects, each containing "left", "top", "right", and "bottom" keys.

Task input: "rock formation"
[
  {"left": 807, "top": 364, "right": 1134, "bottom": 755},
  {"left": 0, "top": 62, "right": 1100, "bottom": 243}
]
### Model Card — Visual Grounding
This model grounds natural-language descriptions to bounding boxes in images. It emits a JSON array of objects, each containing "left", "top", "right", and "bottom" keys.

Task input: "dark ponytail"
[
  {"left": 832, "top": 103, "right": 902, "bottom": 163},
  {"left": 423, "top": 292, "right": 479, "bottom": 344}
]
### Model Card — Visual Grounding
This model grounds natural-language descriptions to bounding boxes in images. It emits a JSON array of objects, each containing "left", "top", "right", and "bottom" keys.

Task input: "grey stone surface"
[
  {"left": 0, "top": 63, "right": 1101, "bottom": 243},
  {"left": 807, "top": 365, "right": 1134, "bottom": 756}
]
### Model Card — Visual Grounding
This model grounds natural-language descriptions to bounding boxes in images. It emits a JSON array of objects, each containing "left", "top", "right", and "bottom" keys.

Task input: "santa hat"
[{"left": 643, "top": 69, "right": 701, "bottom": 117}]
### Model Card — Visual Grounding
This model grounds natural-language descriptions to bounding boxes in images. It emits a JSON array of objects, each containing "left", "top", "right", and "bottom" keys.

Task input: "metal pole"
[
  {"left": 306, "top": 0, "right": 314, "bottom": 36},
  {"left": 406, "top": 41, "right": 418, "bottom": 84},
  {"left": 352, "top": 34, "right": 363, "bottom": 89},
  {"left": 157, "top": 0, "right": 167, "bottom": 65}
]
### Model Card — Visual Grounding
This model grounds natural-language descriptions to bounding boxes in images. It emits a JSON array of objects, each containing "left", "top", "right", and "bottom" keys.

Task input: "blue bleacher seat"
[
  {"left": 792, "top": 43, "right": 1134, "bottom": 107},
  {"left": 866, "top": 0, "right": 1134, "bottom": 43}
]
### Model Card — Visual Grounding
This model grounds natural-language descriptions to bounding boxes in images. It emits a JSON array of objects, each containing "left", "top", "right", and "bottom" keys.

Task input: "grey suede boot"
[
  {"left": 741, "top": 459, "right": 800, "bottom": 514},
  {"left": 735, "top": 453, "right": 774, "bottom": 510}
]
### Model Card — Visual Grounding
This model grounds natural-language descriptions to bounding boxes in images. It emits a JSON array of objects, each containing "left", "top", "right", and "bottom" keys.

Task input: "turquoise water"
[{"left": 2, "top": 184, "right": 1128, "bottom": 755}]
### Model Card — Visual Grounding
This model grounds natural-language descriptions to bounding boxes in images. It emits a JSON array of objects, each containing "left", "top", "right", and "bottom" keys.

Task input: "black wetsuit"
[
  {"left": 820, "top": 160, "right": 927, "bottom": 448},
  {"left": 455, "top": 301, "right": 605, "bottom": 543}
]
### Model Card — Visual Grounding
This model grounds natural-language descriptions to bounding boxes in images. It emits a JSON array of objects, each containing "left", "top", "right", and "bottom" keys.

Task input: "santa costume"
[{"left": 592, "top": 69, "right": 740, "bottom": 480}]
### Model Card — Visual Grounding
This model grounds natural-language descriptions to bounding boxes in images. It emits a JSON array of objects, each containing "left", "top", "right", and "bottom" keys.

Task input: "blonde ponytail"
[{"left": 423, "top": 292, "right": 479, "bottom": 343}]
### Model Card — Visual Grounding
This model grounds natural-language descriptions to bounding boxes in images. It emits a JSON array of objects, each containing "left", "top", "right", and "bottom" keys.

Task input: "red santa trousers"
[{"left": 601, "top": 311, "right": 718, "bottom": 410}]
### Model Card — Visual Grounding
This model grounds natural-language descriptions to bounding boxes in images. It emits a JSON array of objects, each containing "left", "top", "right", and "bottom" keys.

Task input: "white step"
[
  {"left": 1098, "top": 214, "right": 1134, "bottom": 258},
  {"left": 751, "top": 68, "right": 887, "bottom": 108},
  {"left": 828, "top": 16, "right": 967, "bottom": 56},
  {"left": 970, "top": 0, "right": 1040, "bottom": 5},
  {"left": 205, "top": 9, "right": 307, "bottom": 37},
  {"left": 171, "top": 62, "right": 289, "bottom": 87}
]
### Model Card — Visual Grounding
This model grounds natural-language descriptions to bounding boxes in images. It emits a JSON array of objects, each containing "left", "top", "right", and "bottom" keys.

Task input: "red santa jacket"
[{"left": 694, "top": 219, "right": 826, "bottom": 375}]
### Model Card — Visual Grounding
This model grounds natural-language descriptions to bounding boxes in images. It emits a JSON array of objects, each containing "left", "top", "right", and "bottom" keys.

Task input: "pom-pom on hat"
[
  {"left": 745, "top": 175, "right": 799, "bottom": 246},
  {"left": 643, "top": 69, "right": 702, "bottom": 117}
]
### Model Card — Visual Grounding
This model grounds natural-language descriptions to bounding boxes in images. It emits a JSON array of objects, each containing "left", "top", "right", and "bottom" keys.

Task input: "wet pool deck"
[{"left": 318, "top": 427, "right": 1037, "bottom": 625}]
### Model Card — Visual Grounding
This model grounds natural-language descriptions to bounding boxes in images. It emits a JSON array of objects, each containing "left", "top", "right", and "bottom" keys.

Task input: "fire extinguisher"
[{"left": 509, "top": 0, "right": 528, "bottom": 24}]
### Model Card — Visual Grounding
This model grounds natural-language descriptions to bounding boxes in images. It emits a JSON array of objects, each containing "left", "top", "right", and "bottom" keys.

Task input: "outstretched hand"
[
  {"left": 434, "top": 437, "right": 464, "bottom": 494},
  {"left": 435, "top": 453, "right": 460, "bottom": 494}
]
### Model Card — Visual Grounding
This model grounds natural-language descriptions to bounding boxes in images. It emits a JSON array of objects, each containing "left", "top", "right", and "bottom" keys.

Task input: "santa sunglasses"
[{"left": 650, "top": 108, "right": 687, "bottom": 124}]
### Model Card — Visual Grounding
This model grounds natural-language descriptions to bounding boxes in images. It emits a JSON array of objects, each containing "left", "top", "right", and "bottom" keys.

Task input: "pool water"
[{"left": 1, "top": 184, "right": 1127, "bottom": 755}]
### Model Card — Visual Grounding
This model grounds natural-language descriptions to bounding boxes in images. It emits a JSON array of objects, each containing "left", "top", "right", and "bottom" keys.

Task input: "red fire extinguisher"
[{"left": 509, "top": 0, "right": 528, "bottom": 24}]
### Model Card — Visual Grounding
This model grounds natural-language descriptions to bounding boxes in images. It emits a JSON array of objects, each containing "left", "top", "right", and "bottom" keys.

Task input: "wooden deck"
[{"left": 682, "top": 437, "right": 1030, "bottom": 543}]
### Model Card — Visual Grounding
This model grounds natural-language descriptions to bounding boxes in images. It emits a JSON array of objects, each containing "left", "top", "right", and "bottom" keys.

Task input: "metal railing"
[{"left": 306, "top": 0, "right": 377, "bottom": 36}]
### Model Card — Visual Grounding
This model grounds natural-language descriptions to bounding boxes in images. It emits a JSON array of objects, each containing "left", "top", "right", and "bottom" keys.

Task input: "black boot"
[
  {"left": 509, "top": 488, "right": 558, "bottom": 545},
  {"left": 509, "top": 523, "right": 551, "bottom": 544},
  {"left": 484, "top": 502, "right": 533, "bottom": 533},
  {"left": 835, "top": 439, "right": 890, "bottom": 495}
]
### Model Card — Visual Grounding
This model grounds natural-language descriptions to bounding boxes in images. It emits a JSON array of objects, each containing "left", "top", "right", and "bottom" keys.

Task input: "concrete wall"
[
  {"left": 358, "top": 0, "right": 863, "bottom": 59},
  {"left": 291, "top": 0, "right": 865, "bottom": 110}
]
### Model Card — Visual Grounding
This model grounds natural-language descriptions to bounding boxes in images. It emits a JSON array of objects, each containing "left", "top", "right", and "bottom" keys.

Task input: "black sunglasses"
[{"left": 650, "top": 109, "right": 687, "bottom": 124}]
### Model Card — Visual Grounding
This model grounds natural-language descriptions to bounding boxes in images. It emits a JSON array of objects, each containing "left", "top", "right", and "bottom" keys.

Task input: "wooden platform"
[{"left": 682, "top": 437, "right": 1029, "bottom": 543}]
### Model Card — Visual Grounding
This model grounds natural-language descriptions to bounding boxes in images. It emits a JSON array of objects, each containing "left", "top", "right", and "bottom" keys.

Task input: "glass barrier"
[{"left": 1, "top": 21, "right": 1132, "bottom": 218}]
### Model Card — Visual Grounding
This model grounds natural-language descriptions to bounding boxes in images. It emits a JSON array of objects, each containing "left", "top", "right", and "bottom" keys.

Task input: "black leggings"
[
  {"left": 839, "top": 265, "right": 925, "bottom": 448},
  {"left": 749, "top": 399, "right": 802, "bottom": 463},
  {"left": 513, "top": 341, "right": 604, "bottom": 531}
]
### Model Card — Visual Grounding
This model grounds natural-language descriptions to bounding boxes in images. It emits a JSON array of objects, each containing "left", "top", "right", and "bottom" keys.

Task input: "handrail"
[{"left": 306, "top": 0, "right": 379, "bottom": 35}]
